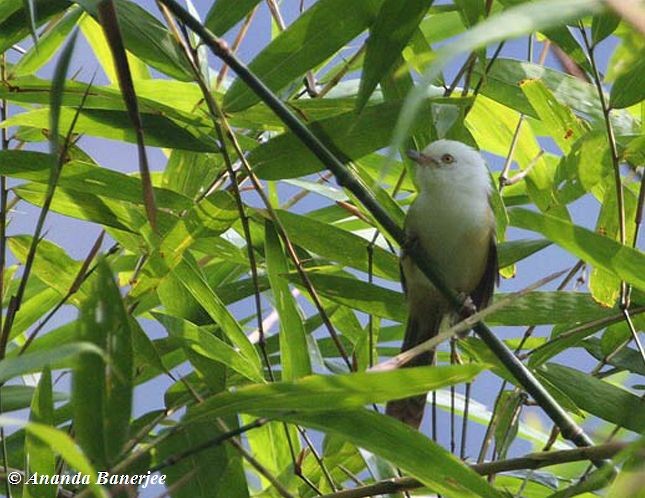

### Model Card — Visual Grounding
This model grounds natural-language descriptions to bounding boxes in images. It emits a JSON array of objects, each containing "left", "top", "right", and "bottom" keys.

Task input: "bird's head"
[{"left": 407, "top": 139, "right": 489, "bottom": 192}]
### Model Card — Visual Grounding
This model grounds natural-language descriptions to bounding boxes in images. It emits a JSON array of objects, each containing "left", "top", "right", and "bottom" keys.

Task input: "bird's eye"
[{"left": 441, "top": 153, "right": 455, "bottom": 164}]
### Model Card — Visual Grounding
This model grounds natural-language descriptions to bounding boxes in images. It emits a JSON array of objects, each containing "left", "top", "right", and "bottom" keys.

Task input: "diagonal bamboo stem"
[{"left": 157, "top": 0, "right": 605, "bottom": 463}]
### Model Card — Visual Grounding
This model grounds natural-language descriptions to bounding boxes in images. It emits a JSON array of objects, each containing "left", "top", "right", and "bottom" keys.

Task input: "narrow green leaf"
[
  {"left": 1, "top": 107, "right": 217, "bottom": 152},
  {"left": 0, "top": 150, "right": 192, "bottom": 211},
  {"left": 497, "top": 238, "right": 552, "bottom": 268},
  {"left": 279, "top": 410, "right": 502, "bottom": 497},
  {"left": 583, "top": 338, "right": 645, "bottom": 376},
  {"left": 77, "top": 0, "right": 192, "bottom": 81},
  {"left": 509, "top": 207, "right": 645, "bottom": 291},
  {"left": 171, "top": 258, "right": 262, "bottom": 372},
  {"left": 14, "top": 183, "right": 140, "bottom": 232},
  {"left": 520, "top": 78, "right": 586, "bottom": 154},
  {"left": 357, "top": 0, "right": 431, "bottom": 110},
  {"left": 155, "top": 413, "right": 248, "bottom": 498},
  {"left": 189, "top": 364, "right": 487, "bottom": 421},
  {"left": 271, "top": 209, "right": 399, "bottom": 280},
  {"left": 0, "top": 0, "right": 70, "bottom": 53},
  {"left": 154, "top": 311, "right": 264, "bottom": 383},
  {"left": 252, "top": 97, "right": 470, "bottom": 180},
  {"left": 265, "top": 221, "right": 311, "bottom": 379},
  {"left": 591, "top": 11, "right": 620, "bottom": 45},
  {"left": 538, "top": 363, "right": 645, "bottom": 433},
  {"left": 224, "top": 0, "right": 383, "bottom": 111},
  {"left": 12, "top": 6, "right": 83, "bottom": 78},
  {"left": 79, "top": 14, "right": 149, "bottom": 83},
  {"left": 393, "top": 0, "right": 603, "bottom": 152},
  {"left": 0, "top": 386, "right": 65, "bottom": 413},
  {"left": 9, "top": 235, "right": 85, "bottom": 302},
  {"left": 0, "top": 342, "right": 102, "bottom": 384},
  {"left": 50, "top": 28, "right": 78, "bottom": 155},
  {"left": 205, "top": 0, "right": 261, "bottom": 36},
  {"left": 73, "top": 260, "right": 133, "bottom": 468},
  {"left": 21, "top": 421, "right": 108, "bottom": 498},
  {"left": 609, "top": 55, "right": 645, "bottom": 109},
  {"left": 24, "top": 368, "right": 56, "bottom": 498}
]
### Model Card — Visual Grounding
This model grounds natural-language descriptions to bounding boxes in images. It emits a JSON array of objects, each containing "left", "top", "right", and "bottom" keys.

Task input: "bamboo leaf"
[
  {"left": 251, "top": 97, "right": 470, "bottom": 180},
  {"left": 224, "top": 0, "right": 383, "bottom": 111},
  {"left": 509, "top": 207, "right": 645, "bottom": 291},
  {"left": 357, "top": 0, "right": 431, "bottom": 110},
  {"left": 264, "top": 221, "right": 311, "bottom": 379},
  {"left": 538, "top": 363, "right": 645, "bottom": 433},
  {"left": 24, "top": 368, "right": 56, "bottom": 498},
  {"left": 189, "top": 364, "right": 487, "bottom": 421},
  {"left": 205, "top": 0, "right": 261, "bottom": 36},
  {"left": 12, "top": 5, "right": 83, "bottom": 78},
  {"left": 77, "top": 0, "right": 192, "bottom": 81},
  {"left": 609, "top": 55, "right": 645, "bottom": 109},
  {"left": 393, "top": 0, "right": 603, "bottom": 152}
]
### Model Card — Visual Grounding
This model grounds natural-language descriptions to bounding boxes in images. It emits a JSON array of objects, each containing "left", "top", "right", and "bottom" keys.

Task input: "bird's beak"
[{"left": 407, "top": 149, "right": 437, "bottom": 167}]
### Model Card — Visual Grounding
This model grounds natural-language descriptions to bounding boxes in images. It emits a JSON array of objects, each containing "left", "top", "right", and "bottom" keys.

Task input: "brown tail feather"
[{"left": 385, "top": 311, "right": 442, "bottom": 429}]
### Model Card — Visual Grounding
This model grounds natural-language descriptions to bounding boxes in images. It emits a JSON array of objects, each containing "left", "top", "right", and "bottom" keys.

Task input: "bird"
[{"left": 385, "top": 139, "right": 499, "bottom": 429}]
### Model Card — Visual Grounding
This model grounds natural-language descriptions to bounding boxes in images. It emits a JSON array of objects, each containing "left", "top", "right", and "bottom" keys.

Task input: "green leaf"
[
  {"left": 271, "top": 209, "right": 399, "bottom": 280},
  {"left": 153, "top": 311, "right": 265, "bottom": 383},
  {"left": 538, "top": 363, "right": 645, "bottom": 433},
  {"left": 18, "top": 420, "right": 108, "bottom": 498},
  {"left": 189, "top": 364, "right": 487, "bottom": 421},
  {"left": 223, "top": 0, "right": 383, "bottom": 111},
  {"left": 0, "top": 385, "right": 64, "bottom": 413},
  {"left": 205, "top": 0, "right": 261, "bottom": 36},
  {"left": 24, "top": 368, "right": 56, "bottom": 498},
  {"left": 76, "top": 0, "right": 192, "bottom": 81},
  {"left": 171, "top": 258, "right": 263, "bottom": 372},
  {"left": 610, "top": 55, "right": 645, "bottom": 109},
  {"left": 79, "top": 13, "right": 149, "bottom": 84},
  {"left": 393, "top": 0, "right": 603, "bottom": 151},
  {"left": 0, "top": 342, "right": 103, "bottom": 384},
  {"left": 11, "top": 5, "right": 83, "bottom": 78},
  {"left": 73, "top": 260, "right": 133, "bottom": 468},
  {"left": 252, "top": 97, "right": 470, "bottom": 180},
  {"left": 520, "top": 78, "right": 587, "bottom": 154},
  {"left": 264, "top": 221, "right": 311, "bottom": 379},
  {"left": 497, "top": 238, "right": 552, "bottom": 269},
  {"left": 9, "top": 235, "right": 85, "bottom": 302},
  {"left": 1, "top": 108, "right": 217, "bottom": 152},
  {"left": 488, "top": 291, "right": 614, "bottom": 326},
  {"left": 591, "top": 11, "right": 620, "bottom": 45},
  {"left": 357, "top": 0, "right": 431, "bottom": 110},
  {"left": 155, "top": 412, "right": 248, "bottom": 498},
  {"left": 0, "top": 0, "right": 70, "bottom": 54},
  {"left": 509, "top": 207, "right": 645, "bottom": 292},
  {"left": 582, "top": 338, "right": 645, "bottom": 376},
  {"left": 50, "top": 27, "right": 78, "bottom": 155},
  {"left": 0, "top": 150, "right": 192, "bottom": 211},
  {"left": 275, "top": 409, "right": 502, "bottom": 497}
]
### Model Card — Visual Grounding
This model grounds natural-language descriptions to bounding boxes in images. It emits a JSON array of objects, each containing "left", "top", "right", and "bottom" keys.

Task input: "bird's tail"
[{"left": 385, "top": 310, "right": 443, "bottom": 429}]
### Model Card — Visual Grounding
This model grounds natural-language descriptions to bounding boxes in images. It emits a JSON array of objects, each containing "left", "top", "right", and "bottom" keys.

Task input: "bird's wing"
[{"left": 470, "top": 233, "right": 498, "bottom": 311}]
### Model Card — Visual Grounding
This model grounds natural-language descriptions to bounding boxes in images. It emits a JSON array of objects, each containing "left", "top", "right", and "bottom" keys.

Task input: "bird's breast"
[{"left": 403, "top": 187, "right": 493, "bottom": 298}]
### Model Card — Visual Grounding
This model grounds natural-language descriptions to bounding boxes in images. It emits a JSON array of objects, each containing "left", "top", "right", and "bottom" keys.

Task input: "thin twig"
[{"left": 317, "top": 442, "right": 628, "bottom": 498}]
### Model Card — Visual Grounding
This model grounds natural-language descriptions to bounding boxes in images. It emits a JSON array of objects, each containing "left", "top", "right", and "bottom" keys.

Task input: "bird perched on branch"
[{"left": 386, "top": 139, "right": 498, "bottom": 429}]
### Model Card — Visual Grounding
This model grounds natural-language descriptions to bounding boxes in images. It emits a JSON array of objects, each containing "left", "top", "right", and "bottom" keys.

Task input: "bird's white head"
[{"left": 407, "top": 139, "right": 490, "bottom": 194}]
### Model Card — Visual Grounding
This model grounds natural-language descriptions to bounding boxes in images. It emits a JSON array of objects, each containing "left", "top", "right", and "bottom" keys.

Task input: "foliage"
[{"left": 0, "top": 0, "right": 643, "bottom": 497}]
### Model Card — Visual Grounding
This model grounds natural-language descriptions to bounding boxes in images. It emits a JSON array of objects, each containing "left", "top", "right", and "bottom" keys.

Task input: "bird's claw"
[{"left": 458, "top": 293, "right": 477, "bottom": 318}]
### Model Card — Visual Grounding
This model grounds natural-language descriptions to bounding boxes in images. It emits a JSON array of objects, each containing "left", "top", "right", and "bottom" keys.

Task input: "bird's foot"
[{"left": 457, "top": 292, "right": 477, "bottom": 318}]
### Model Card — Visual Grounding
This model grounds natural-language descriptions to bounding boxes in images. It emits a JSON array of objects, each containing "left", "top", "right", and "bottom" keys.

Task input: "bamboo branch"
[{"left": 319, "top": 442, "right": 629, "bottom": 498}]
